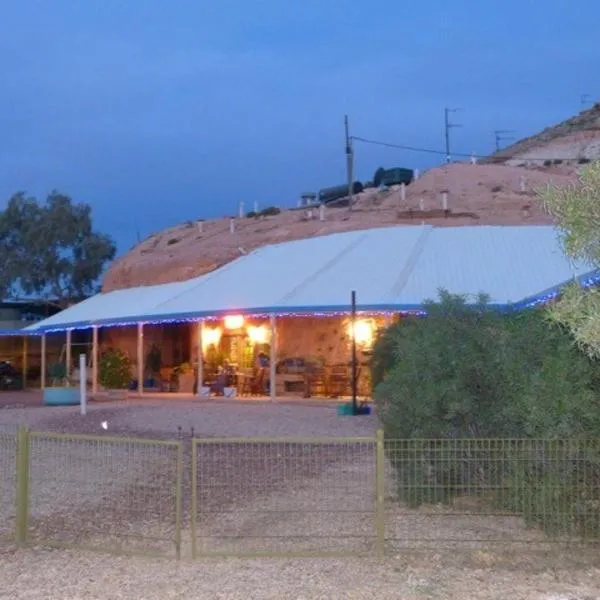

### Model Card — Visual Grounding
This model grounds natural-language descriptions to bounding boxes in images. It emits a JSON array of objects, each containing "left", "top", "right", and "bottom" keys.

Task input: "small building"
[{"left": 12, "top": 225, "right": 598, "bottom": 399}]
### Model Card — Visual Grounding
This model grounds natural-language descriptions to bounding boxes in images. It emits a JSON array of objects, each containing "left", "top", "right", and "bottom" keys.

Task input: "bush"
[
  {"left": 259, "top": 206, "right": 281, "bottom": 217},
  {"left": 374, "top": 291, "right": 600, "bottom": 534},
  {"left": 99, "top": 348, "right": 132, "bottom": 390}
]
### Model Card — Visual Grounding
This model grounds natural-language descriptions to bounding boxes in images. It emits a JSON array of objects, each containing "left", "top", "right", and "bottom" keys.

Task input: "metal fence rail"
[
  {"left": 0, "top": 433, "right": 16, "bottom": 546},
  {"left": 191, "top": 435, "right": 380, "bottom": 558},
  {"left": 384, "top": 438, "right": 600, "bottom": 549},
  {"left": 26, "top": 431, "right": 183, "bottom": 557}
]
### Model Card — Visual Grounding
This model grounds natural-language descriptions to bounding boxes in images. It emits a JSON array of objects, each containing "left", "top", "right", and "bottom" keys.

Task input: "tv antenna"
[
  {"left": 494, "top": 129, "right": 516, "bottom": 152},
  {"left": 444, "top": 107, "right": 462, "bottom": 163}
]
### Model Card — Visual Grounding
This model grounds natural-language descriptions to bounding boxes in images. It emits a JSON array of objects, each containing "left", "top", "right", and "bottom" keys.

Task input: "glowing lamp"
[
  {"left": 247, "top": 325, "right": 268, "bottom": 344},
  {"left": 347, "top": 319, "right": 374, "bottom": 347},
  {"left": 224, "top": 315, "right": 244, "bottom": 330},
  {"left": 202, "top": 327, "right": 222, "bottom": 350}
]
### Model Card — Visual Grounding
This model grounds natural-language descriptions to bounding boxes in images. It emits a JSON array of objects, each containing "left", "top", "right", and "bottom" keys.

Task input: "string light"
[{"left": 17, "top": 270, "right": 600, "bottom": 334}]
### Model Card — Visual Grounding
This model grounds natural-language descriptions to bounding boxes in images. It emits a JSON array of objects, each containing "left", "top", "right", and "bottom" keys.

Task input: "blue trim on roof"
[{"left": 0, "top": 329, "right": 41, "bottom": 337}]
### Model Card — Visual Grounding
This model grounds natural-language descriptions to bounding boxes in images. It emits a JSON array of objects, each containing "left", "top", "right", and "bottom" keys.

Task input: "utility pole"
[
  {"left": 345, "top": 114, "right": 354, "bottom": 211},
  {"left": 494, "top": 129, "right": 515, "bottom": 153},
  {"left": 444, "top": 107, "right": 461, "bottom": 163}
]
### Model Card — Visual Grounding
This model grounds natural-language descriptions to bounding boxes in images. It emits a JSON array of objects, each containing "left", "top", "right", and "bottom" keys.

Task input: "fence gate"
[{"left": 191, "top": 435, "right": 381, "bottom": 558}]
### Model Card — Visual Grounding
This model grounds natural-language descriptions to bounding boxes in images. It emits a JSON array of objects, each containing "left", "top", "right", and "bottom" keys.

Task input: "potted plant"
[
  {"left": 174, "top": 361, "right": 195, "bottom": 394},
  {"left": 43, "top": 362, "right": 80, "bottom": 406},
  {"left": 99, "top": 348, "right": 132, "bottom": 399}
]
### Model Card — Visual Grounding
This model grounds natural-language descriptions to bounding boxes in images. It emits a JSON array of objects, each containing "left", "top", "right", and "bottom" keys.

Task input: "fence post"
[
  {"left": 191, "top": 439, "right": 198, "bottom": 559},
  {"left": 175, "top": 442, "right": 183, "bottom": 560},
  {"left": 15, "top": 426, "right": 30, "bottom": 546},
  {"left": 375, "top": 429, "right": 386, "bottom": 557}
]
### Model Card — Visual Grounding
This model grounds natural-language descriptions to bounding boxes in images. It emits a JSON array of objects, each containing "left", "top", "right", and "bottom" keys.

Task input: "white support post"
[
  {"left": 229, "top": 219, "right": 235, "bottom": 234},
  {"left": 269, "top": 315, "right": 277, "bottom": 402},
  {"left": 79, "top": 353, "right": 87, "bottom": 415},
  {"left": 92, "top": 326, "right": 98, "bottom": 395},
  {"left": 400, "top": 183, "right": 406, "bottom": 202},
  {"left": 66, "top": 329, "right": 72, "bottom": 385},
  {"left": 196, "top": 321, "right": 204, "bottom": 397},
  {"left": 40, "top": 334, "right": 46, "bottom": 391},
  {"left": 319, "top": 204, "right": 325, "bottom": 221},
  {"left": 137, "top": 322, "right": 144, "bottom": 395}
]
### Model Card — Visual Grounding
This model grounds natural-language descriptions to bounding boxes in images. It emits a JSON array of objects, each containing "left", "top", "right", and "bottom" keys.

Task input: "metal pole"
[
  {"left": 269, "top": 315, "right": 277, "bottom": 402},
  {"left": 65, "top": 329, "right": 72, "bottom": 385},
  {"left": 345, "top": 115, "right": 354, "bottom": 210},
  {"left": 351, "top": 290, "right": 358, "bottom": 415},
  {"left": 444, "top": 108, "right": 450, "bottom": 163},
  {"left": 92, "top": 326, "right": 98, "bottom": 395},
  {"left": 196, "top": 321, "right": 204, "bottom": 397},
  {"left": 40, "top": 334, "right": 46, "bottom": 391},
  {"left": 137, "top": 322, "right": 144, "bottom": 395},
  {"left": 79, "top": 353, "right": 87, "bottom": 415}
]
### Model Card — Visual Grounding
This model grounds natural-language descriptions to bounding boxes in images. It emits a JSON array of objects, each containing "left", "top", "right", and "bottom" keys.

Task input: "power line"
[{"left": 351, "top": 135, "right": 592, "bottom": 162}]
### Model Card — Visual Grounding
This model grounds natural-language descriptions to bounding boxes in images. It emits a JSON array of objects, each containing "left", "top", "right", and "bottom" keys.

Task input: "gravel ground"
[{"left": 2, "top": 397, "right": 600, "bottom": 598}]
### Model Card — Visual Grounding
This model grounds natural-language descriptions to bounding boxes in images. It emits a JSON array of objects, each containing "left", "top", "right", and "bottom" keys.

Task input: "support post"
[
  {"left": 269, "top": 315, "right": 277, "bottom": 402},
  {"left": 196, "top": 321, "right": 204, "bottom": 397},
  {"left": 351, "top": 291, "right": 358, "bottom": 415},
  {"left": 15, "top": 425, "right": 30, "bottom": 546},
  {"left": 65, "top": 329, "right": 72, "bottom": 384},
  {"left": 40, "top": 334, "right": 46, "bottom": 391},
  {"left": 375, "top": 428, "right": 386, "bottom": 557},
  {"left": 22, "top": 336, "right": 28, "bottom": 390},
  {"left": 137, "top": 322, "right": 144, "bottom": 395},
  {"left": 79, "top": 353, "right": 87, "bottom": 415},
  {"left": 92, "top": 326, "right": 98, "bottom": 395}
]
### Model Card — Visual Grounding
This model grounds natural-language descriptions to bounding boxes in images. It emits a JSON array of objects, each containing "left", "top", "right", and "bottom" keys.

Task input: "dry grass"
[{"left": 2, "top": 397, "right": 600, "bottom": 598}]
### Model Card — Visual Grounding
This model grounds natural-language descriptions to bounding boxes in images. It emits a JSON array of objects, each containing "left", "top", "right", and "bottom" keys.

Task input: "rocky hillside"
[
  {"left": 489, "top": 103, "right": 600, "bottom": 166},
  {"left": 103, "top": 162, "right": 577, "bottom": 292}
]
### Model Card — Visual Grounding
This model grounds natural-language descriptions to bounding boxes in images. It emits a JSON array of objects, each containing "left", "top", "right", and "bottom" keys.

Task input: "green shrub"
[
  {"left": 246, "top": 211, "right": 257, "bottom": 218},
  {"left": 259, "top": 206, "right": 280, "bottom": 217},
  {"left": 375, "top": 291, "right": 600, "bottom": 535},
  {"left": 99, "top": 348, "right": 132, "bottom": 390}
]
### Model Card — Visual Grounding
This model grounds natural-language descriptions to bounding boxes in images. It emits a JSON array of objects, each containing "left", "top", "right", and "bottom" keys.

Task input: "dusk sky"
[{"left": 1, "top": 0, "right": 598, "bottom": 254}]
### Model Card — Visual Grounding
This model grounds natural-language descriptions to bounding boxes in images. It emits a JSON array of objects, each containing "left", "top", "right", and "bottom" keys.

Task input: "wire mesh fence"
[
  {"left": 191, "top": 436, "right": 379, "bottom": 558},
  {"left": 0, "top": 433, "right": 16, "bottom": 545},
  {"left": 384, "top": 438, "right": 600, "bottom": 550},
  {"left": 26, "top": 432, "right": 183, "bottom": 557}
]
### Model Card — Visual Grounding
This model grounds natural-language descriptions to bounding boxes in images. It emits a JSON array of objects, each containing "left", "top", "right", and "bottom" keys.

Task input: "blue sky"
[{"left": 0, "top": 0, "right": 598, "bottom": 254}]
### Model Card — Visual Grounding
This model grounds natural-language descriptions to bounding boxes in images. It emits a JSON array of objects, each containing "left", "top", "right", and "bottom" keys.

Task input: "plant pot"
[
  {"left": 178, "top": 373, "right": 195, "bottom": 394},
  {"left": 43, "top": 387, "right": 79, "bottom": 406},
  {"left": 224, "top": 386, "right": 237, "bottom": 398}
]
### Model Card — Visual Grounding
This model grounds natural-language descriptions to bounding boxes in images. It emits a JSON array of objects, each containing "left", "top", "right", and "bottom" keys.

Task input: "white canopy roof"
[{"left": 24, "top": 225, "right": 598, "bottom": 332}]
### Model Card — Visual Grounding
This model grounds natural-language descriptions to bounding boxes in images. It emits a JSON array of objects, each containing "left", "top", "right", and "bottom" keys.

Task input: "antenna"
[
  {"left": 494, "top": 129, "right": 516, "bottom": 152},
  {"left": 444, "top": 107, "right": 462, "bottom": 163},
  {"left": 345, "top": 115, "right": 355, "bottom": 211},
  {"left": 581, "top": 93, "right": 593, "bottom": 110}
]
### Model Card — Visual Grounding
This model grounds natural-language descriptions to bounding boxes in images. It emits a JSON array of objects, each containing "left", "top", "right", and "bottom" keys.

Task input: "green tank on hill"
[
  {"left": 381, "top": 167, "right": 414, "bottom": 187},
  {"left": 318, "top": 181, "right": 364, "bottom": 204}
]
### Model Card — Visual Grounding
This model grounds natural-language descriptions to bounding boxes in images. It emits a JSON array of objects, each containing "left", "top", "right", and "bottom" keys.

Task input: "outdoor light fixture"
[
  {"left": 247, "top": 325, "right": 268, "bottom": 344},
  {"left": 202, "top": 327, "right": 222, "bottom": 350},
  {"left": 224, "top": 315, "right": 245, "bottom": 330},
  {"left": 347, "top": 319, "right": 374, "bottom": 348}
]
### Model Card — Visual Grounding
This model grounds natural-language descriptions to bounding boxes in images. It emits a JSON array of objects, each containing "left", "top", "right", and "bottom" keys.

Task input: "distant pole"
[
  {"left": 444, "top": 107, "right": 461, "bottom": 163},
  {"left": 79, "top": 353, "right": 87, "bottom": 415},
  {"left": 351, "top": 290, "right": 358, "bottom": 415},
  {"left": 345, "top": 115, "right": 354, "bottom": 211}
]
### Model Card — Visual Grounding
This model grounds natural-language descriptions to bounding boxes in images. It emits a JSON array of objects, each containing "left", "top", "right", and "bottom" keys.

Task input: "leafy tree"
[
  {"left": 373, "top": 166, "right": 386, "bottom": 187},
  {"left": 0, "top": 191, "right": 116, "bottom": 306},
  {"left": 537, "top": 161, "right": 600, "bottom": 358}
]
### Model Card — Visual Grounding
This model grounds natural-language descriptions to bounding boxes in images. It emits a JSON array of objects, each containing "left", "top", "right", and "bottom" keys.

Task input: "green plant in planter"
[
  {"left": 99, "top": 348, "right": 132, "bottom": 390},
  {"left": 174, "top": 362, "right": 193, "bottom": 376},
  {"left": 48, "top": 362, "right": 67, "bottom": 386}
]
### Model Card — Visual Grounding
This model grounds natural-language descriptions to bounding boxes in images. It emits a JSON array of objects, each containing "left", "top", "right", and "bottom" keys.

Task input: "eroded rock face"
[{"left": 102, "top": 163, "right": 575, "bottom": 292}]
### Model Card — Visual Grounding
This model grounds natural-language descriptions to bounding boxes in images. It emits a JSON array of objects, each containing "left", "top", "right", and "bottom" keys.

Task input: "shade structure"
[{"left": 22, "top": 225, "right": 598, "bottom": 333}]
